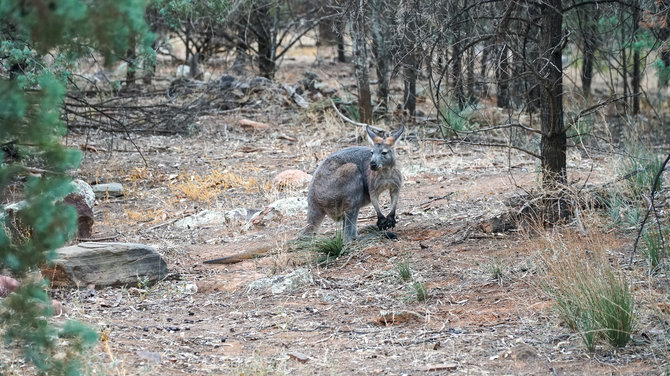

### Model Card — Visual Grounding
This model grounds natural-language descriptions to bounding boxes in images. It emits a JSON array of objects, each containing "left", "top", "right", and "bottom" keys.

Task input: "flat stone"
[
  {"left": 247, "top": 268, "right": 313, "bottom": 295},
  {"left": 288, "top": 351, "right": 309, "bottom": 363},
  {"left": 43, "top": 242, "right": 168, "bottom": 287},
  {"left": 268, "top": 197, "right": 308, "bottom": 216},
  {"left": 91, "top": 183, "right": 125, "bottom": 198}
]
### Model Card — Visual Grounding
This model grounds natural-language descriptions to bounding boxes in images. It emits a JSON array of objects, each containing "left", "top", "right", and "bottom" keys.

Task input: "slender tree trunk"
[
  {"left": 539, "top": 0, "right": 566, "bottom": 188},
  {"left": 125, "top": 36, "right": 136, "bottom": 87},
  {"left": 350, "top": 0, "right": 373, "bottom": 123},
  {"left": 371, "top": 0, "right": 391, "bottom": 112},
  {"left": 254, "top": 0, "right": 276, "bottom": 79},
  {"left": 466, "top": 45, "right": 475, "bottom": 104},
  {"left": 402, "top": 0, "right": 420, "bottom": 117},
  {"left": 621, "top": 3, "right": 629, "bottom": 109},
  {"left": 451, "top": 12, "right": 465, "bottom": 110},
  {"left": 632, "top": 0, "right": 641, "bottom": 115},
  {"left": 660, "top": 49, "right": 670, "bottom": 88},
  {"left": 496, "top": 45, "right": 510, "bottom": 108},
  {"left": 337, "top": 18, "right": 347, "bottom": 63},
  {"left": 580, "top": 6, "right": 598, "bottom": 98}
]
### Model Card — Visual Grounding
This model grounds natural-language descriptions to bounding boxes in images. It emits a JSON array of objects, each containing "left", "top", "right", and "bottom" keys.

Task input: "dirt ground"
[{"left": 3, "top": 51, "right": 669, "bottom": 375}]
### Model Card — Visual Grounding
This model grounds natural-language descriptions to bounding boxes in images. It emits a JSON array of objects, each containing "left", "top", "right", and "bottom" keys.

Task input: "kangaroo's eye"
[{"left": 381, "top": 150, "right": 388, "bottom": 155}]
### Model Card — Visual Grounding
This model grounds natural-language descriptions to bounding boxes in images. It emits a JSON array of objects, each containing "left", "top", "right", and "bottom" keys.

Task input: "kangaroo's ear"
[
  {"left": 366, "top": 125, "right": 379, "bottom": 145},
  {"left": 391, "top": 125, "right": 404, "bottom": 143}
]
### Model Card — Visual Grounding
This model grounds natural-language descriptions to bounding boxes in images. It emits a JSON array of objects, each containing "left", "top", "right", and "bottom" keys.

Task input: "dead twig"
[{"left": 329, "top": 98, "right": 384, "bottom": 132}]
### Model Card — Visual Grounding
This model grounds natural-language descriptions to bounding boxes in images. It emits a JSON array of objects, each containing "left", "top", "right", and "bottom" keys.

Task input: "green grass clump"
[
  {"left": 541, "top": 248, "right": 635, "bottom": 351},
  {"left": 311, "top": 232, "right": 347, "bottom": 264},
  {"left": 642, "top": 229, "right": 666, "bottom": 269},
  {"left": 395, "top": 260, "right": 413, "bottom": 282},
  {"left": 413, "top": 281, "right": 427, "bottom": 302},
  {"left": 488, "top": 257, "right": 504, "bottom": 285}
]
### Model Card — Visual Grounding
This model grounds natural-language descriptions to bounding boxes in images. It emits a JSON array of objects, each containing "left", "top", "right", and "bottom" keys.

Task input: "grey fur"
[{"left": 303, "top": 125, "right": 404, "bottom": 242}]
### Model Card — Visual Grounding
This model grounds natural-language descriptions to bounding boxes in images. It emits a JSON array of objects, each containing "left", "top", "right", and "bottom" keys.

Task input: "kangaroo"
[
  {"left": 303, "top": 125, "right": 404, "bottom": 242},
  {"left": 203, "top": 125, "right": 403, "bottom": 265}
]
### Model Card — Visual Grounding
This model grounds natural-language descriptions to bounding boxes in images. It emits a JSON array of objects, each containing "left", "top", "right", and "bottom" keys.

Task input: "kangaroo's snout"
[{"left": 370, "top": 160, "right": 378, "bottom": 171}]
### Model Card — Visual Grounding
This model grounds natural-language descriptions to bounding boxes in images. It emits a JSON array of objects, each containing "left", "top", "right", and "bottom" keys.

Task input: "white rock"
[
  {"left": 247, "top": 268, "right": 313, "bottom": 295},
  {"left": 268, "top": 197, "right": 308, "bottom": 216}
]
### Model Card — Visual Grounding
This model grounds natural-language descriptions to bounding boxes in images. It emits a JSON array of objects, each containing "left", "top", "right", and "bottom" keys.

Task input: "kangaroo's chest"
[{"left": 369, "top": 170, "right": 401, "bottom": 194}]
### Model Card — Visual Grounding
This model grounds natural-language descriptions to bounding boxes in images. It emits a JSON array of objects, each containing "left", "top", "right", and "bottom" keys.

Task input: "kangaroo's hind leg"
[
  {"left": 342, "top": 207, "right": 360, "bottom": 243},
  {"left": 302, "top": 203, "right": 326, "bottom": 238}
]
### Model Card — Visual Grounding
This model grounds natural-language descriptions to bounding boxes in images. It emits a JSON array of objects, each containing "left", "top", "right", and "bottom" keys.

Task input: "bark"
[
  {"left": 539, "top": 0, "right": 566, "bottom": 188},
  {"left": 253, "top": 0, "right": 276, "bottom": 79},
  {"left": 580, "top": 5, "right": 599, "bottom": 98},
  {"left": 632, "top": 0, "right": 641, "bottom": 115},
  {"left": 350, "top": 0, "right": 373, "bottom": 123},
  {"left": 337, "top": 19, "right": 347, "bottom": 63},
  {"left": 125, "top": 35, "right": 136, "bottom": 87},
  {"left": 371, "top": 0, "right": 392, "bottom": 112},
  {"left": 496, "top": 45, "right": 510, "bottom": 109},
  {"left": 402, "top": 0, "right": 420, "bottom": 117}
]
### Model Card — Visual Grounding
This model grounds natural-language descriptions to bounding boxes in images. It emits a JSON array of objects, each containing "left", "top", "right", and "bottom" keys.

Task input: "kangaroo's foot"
[
  {"left": 383, "top": 231, "right": 398, "bottom": 240},
  {"left": 377, "top": 215, "right": 396, "bottom": 230}
]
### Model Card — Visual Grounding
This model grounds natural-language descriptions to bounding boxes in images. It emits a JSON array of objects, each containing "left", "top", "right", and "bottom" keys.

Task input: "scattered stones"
[
  {"left": 43, "top": 242, "right": 168, "bottom": 287},
  {"left": 273, "top": 170, "right": 312, "bottom": 189},
  {"left": 376, "top": 310, "right": 424, "bottom": 325},
  {"left": 91, "top": 182, "right": 125, "bottom": 198},
  {"left": 247, "top": 268, "right": 313, "bottom": 295}
]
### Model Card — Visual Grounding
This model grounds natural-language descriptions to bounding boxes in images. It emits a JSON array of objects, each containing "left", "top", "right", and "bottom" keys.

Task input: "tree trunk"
[
  {"left": 621, "top": 3, "right": 629, "bottom": 110},
  {"left": 254, "top": 0, "right": 276, "bottom": 79},
  {"left": 466, "top": 45, "right": 475, "bottom": 104},
  {"left": 632, "top": 0, "right": 641, "bottom": 115},
  {"left": 350, "top": 0, "right": 373, "bottom": 124},
  {"left": 337, "top": 18, "right": 347, "bottom": 63},
  {"left": 125, "top": 36, "right": 136, "bottom": 88},
  {"left": 539, "top": 0, "right": 566, "bottom": 188},
  {"left": 660, "top": 49, "right": 670, "bottom": 88},
  {"left": 371, "top": 0, "right": 391, "bottom": 113},
  {"left": 401, "top": 0, "right": 420, "bottom": 117},
  {"left": 496, "top": 45, "right": 510, "bottom": 109},
  {"left": 580, "top": 5, "right": 598, "bottom": 98}
]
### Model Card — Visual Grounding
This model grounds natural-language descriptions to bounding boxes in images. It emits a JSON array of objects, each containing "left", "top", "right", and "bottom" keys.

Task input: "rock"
[
  {"left": 238, "top": 118, "right": 270, "bottom": 131},
  {"left": 176, "top": 65, "right": 190, "bottom": 78},
  {"left": 501, "top": 343, "right": 538, "bottom": 361},
  {"left": 245, "top": 207, "right": 283, "bottom": 230},
  {"left": 247, "top": 268, "right": 313, "bottom": 295},
  {"left": 268, "top": 197, "right": 308, "bottom": 216},
  {"left": 91, "top": 183, "right": 125, "bottom": 198},
  {"left": 174, "top": 209, "right": 258, "bottom": 229},
  {"left": 63, "top": 193, "right": 94, "bottom": 238},
  {"left": 376, "top": 310, "right": 424, "bottom": 325},
  {"left": 0, "top": 276, "right": 19, "bottom": 297},
  {"left": 273, "top": 170, "right": 312, "bottom": 189},
  {"left": 51, "top": 299, "right": 66, "bottom": 316},
  {"left": 219, "top": 75, "right": 237, "bottom": 90},
  {"left": 288, "top": 351, "right": 309, "bottom": 363},
  {"left": 71, "top": 179, "right": 95, "bottom": 208},
  {"left": 137, "top": 350, "right": 161, "bottom": 364},
  {"left": 43, "top": 242, "right": 168, "bottom": 287},
  {"left": 479, "top": 212, "right": 517, "bottom": 233},
  {"left": 420, "top": 363, "right": 458, "bottom": 372}
]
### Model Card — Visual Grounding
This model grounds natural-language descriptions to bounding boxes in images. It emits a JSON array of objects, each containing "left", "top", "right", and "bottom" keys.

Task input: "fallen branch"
[{"left": 329, "top": 98, "right": 384, "bottom": 132}]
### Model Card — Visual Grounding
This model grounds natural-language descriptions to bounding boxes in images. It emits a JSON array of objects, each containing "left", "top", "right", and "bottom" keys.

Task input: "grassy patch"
[
  {"left": 170, "top": 165, "right": 270, "bottom": 203},
  {"left": 540, "top": 246, "right": 635, "bottom": 351},
  {"left": 413, "top": 281, "right": 427, "bottom": 302},
  {"left": 308, "top": 232, "right": 347, "bottom": 265}
]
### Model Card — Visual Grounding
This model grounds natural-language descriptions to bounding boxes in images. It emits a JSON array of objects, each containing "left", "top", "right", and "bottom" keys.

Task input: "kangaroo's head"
[{"left": 366, "top": 125, "right": 404, "bottom": 171}]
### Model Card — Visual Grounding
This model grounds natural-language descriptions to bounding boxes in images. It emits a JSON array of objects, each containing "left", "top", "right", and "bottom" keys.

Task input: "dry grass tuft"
[{"left": 170, "top": 165, "right": 271, "bottom": 203}]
